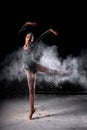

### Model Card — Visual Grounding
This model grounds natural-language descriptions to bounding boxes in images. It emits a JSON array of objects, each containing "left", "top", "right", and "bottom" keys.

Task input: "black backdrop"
[{"left": 0, "top": 2, "right": 87, "bottom": 97}]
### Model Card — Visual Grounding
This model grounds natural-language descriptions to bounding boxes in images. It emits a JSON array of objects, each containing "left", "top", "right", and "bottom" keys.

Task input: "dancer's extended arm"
[{"left": 37, "top": 29, "right": 58, "bottom": 42}]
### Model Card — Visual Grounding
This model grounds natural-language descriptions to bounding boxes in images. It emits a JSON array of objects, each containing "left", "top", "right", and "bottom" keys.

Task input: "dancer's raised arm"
[
  {"left": 37, "top": 28, "right": 59, "bottom": 42},
  {"left": 18, "top": 22, "right": 37, "bottom": 34},
  {"left": 17, "top": 22, "right": 37, "bottom": 46}
]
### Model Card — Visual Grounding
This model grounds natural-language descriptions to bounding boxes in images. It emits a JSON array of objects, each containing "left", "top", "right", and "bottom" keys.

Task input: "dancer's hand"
[
  {"left": 49, "top": 29, "right": 59, "bottom": 36},
  {"left": 25, "top": 22, "right": 37, "bottom": 26}
]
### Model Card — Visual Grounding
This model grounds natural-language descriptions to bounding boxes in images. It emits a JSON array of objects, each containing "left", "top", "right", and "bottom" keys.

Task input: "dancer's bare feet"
[{"left": 29, "top": 108, "right": 35, "bottom": 120}]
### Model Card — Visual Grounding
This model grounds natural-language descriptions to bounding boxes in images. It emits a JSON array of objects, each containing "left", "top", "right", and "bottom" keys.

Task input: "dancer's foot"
[
  {"left": 29, "top": 108, "right": 35, "bottom": 120},
  {"left": 60, "top": 70, "right": 72, "bottom": 76},
  {"left": 66, "top": 70, "right": 72, "bottom": 76}
]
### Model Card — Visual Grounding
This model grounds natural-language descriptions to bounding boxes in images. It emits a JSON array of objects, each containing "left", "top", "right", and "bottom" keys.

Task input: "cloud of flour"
[{"left": 0, "top": 42, "right": 87, "bottom": 88}]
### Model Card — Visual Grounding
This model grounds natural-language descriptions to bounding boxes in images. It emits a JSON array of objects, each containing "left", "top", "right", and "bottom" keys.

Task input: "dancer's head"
[{"left": 25, "top": 33, "right": 34, "bottom": 46}]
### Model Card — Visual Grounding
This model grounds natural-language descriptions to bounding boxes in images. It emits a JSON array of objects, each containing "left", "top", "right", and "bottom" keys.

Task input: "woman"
[{"left": 18, "top": 22, "right": 69, "bottom": 120}]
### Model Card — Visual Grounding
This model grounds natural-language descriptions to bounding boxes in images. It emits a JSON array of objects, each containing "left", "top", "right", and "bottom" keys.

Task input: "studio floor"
[{"left": 0, "top": 94, "right": 87, "bottom": 130}]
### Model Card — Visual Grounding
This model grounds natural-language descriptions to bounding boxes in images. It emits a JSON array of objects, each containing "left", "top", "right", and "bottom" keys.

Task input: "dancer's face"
[{"left": 25, "top": 33, "right": 31, "bottom": 45}]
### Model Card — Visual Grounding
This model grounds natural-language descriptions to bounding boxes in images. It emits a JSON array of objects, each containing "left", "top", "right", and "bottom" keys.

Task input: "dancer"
[{"left": 18, "top": 22, "right": 70, "bottom": 120}]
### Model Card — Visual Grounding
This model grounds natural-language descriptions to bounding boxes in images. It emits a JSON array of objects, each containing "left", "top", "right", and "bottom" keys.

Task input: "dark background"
[
  {"left": 0, "top": 2, "right": 87, "bottom": 60},
  {"left": 0, "top": 2, "right": 87, "bottom": 98}
]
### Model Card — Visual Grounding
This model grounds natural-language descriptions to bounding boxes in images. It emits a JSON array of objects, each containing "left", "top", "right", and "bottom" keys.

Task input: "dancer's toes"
[{"left": 29, "top": 108, "right": 35, "bottom": 120}]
